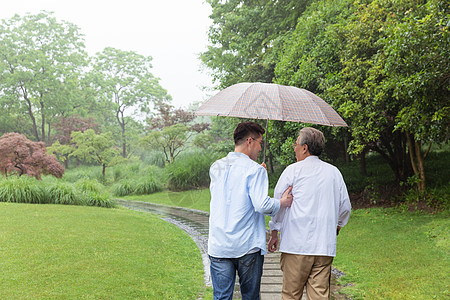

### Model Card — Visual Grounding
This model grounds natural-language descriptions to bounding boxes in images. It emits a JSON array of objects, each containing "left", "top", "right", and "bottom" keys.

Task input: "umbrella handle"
[{"left": 262, "top": 119, "right": 268, "bottom": 163}]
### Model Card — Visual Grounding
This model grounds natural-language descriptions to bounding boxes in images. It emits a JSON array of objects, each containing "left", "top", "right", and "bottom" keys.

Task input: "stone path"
[{"left": 117, "top": 199, "right": 347, "bottom": 299}]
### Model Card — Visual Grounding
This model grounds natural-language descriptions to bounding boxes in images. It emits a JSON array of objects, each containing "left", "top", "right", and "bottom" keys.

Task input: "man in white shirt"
[{"left": 268, "top": 127, "right": 351, "bottom": 300}]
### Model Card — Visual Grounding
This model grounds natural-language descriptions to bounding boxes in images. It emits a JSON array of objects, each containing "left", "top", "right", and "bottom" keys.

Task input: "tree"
[
  {"left": 141, "top": 124, "right": 189, "bottom": 164},
  {"left": 201, "top": 0, "right": 312, "bottom": 88},
  {"left": 381, "top": 0, "right": 449, "bottom": 192},
  {"left": 92, "top": 47, "right": 171, "bottom": 158},
  {"left": 0, "top": 11, "right": 88, "bottom": 142},
  {"left": 70, "top": 129, "right": 123, "bottom": 177},
  {"left": 272, "top": 0, "right": 356, "bottom": 167},
  {"left": 147, "top": 102, "right": 210, "bottom": 132},
  {"left": 0, "top": 132, "right": 64, "bottom": 179}
]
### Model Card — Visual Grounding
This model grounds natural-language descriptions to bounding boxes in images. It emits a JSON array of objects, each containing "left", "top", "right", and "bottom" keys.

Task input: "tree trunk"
[
  {"left": 406, "top": 133, "right": 427, "bottom": 193},
  {"left": 40, "top": 99, "right": 46, "bottom": 143},
  {"left": 102, "top": 163, "right": 106, "bottom": 177},
  {"left": 344, "top": 134, "right": 350, "bottom": 163},
  {"left": 359, "top": 148, "right": 367, "bottom": 176},
  {"left": 23, "top": 91, "right": 40, "bottom": 141},
  {"left": 116, "top": 109, "right": 127, "bottom": 158},
  {"left": 268, "top": 150, "right": 274, "bottom": 174}
]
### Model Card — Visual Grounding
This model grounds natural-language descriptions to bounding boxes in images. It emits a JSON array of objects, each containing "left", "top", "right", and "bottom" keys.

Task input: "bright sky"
[{"left": 0, "top": 0, "right": 214, "bottom": 109}]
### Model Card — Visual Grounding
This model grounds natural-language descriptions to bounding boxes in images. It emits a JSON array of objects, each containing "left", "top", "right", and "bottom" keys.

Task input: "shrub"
[
  {"left": 0, "top": 176, "right": 45, "bottom": 204},
  {"left": 47, "top": 181, "right": 83, "bottom": 205},
  {"left": 0, "top": 176, "right": 116, "bottom": 208},
  {"left": 112, "top": 180, "right": 135, "bottom": 197},
  {"left": 134, "top": 176, "right": 163, "bottom": 195},
  {"left": 166, "top": 151, "right": 217, "bottom": 191},
  {"left": 0, "top": 132, "right": 64, "bottom": 179}
]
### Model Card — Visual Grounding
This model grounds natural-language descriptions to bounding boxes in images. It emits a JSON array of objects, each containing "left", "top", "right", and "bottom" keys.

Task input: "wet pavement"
[{"left": 117, "top": 199, "right": 347, "bottom": 299}]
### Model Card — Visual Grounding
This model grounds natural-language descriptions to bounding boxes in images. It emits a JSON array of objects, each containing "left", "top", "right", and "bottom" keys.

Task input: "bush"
[
  {"left": 0, "top": 176, "right": 116, "bottom": 208},
  {"left": 0, "top": 176, "right": 46, "bottom": 204},
  {"left": 112, "top": 165, "right": 164, "bottom": 197},
  {"left": 166, "top": 151, "right": 218, "bottom": 191},
  {"left": 112, "top": 180, "right": 135, "bottom": 197}
]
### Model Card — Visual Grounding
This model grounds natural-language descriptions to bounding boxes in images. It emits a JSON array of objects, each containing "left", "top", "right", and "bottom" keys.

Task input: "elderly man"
[
  {"left": 268, "top": 127, "right": 351, "bottom": 300},
  {"left": 208, "top": 121, "right": 293, "bottom": 300}
]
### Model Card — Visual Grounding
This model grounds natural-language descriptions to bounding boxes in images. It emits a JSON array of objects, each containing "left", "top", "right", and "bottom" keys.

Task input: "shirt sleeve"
[
  {"left": 337, "top": 174, "right": 351, "bottom": 227},
  {"left": 248, "top": 165, "right": 280, "bottom": 217},
  {"left": 269, "top": 166, "right": 293, "bottom": 231}
]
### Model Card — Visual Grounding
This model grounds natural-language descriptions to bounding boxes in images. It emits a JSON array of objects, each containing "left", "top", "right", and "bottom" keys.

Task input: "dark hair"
[
  {"left": 298, "top": 127, "right": 325, "bottom": 156},
  {"left": 233, "top": 122, "right": 265, "bottom": 145}
]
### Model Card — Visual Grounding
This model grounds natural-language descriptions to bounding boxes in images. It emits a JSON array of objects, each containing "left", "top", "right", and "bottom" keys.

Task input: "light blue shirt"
[{"left": 208, "top": 152, "right": 281, "bottom": 258}]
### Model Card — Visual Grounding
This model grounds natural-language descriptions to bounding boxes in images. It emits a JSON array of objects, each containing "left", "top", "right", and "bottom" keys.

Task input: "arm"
[
  {"left": 268, "top": 166, "right": 293, "bottom": 232},
  {"left": 337, "top": 174, "right": 351, "bottom": 228}
]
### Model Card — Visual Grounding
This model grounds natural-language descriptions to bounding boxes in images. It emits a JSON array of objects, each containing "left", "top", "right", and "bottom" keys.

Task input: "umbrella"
[{"left": 195, "top": 82, "right": 347, "bottom": 161}]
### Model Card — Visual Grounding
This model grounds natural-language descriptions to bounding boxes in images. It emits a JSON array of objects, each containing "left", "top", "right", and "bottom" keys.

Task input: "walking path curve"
[{"left": 117, "top": 199, "right": 347, "bottom": 299}]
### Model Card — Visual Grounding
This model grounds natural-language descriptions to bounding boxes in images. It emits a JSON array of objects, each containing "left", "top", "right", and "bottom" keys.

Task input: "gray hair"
[{"left": 298, "top": 127, "right": 325, "bottom": 156}]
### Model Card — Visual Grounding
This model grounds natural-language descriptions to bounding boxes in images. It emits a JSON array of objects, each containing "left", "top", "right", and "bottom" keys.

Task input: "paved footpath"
[{"left": 117, "top": 200, "right": 346, "bottom": 299}]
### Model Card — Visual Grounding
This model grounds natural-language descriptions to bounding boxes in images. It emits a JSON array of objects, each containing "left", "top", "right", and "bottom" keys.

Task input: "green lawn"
[
  {"left": 0, "top": 202, "right": 205, "bottom": 299},
  {"left": 335, "top": 207, "right": 449, "bottom": 299}
]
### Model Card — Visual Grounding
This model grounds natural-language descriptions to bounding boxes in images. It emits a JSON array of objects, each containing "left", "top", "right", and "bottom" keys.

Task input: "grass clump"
[
  {"left": 0, "top": 176, "right": 45, "bottom": 204},
  {"left": 166, "top": 151, "right": 217, "bottom": 191},
  {"left": 0, "top": 176, "right": 116, "bottom": 208}
]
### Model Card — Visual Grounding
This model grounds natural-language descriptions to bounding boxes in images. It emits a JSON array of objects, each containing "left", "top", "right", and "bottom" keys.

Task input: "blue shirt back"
[{"left": 208, "top": 152, "right": 281, "bottom": 258}]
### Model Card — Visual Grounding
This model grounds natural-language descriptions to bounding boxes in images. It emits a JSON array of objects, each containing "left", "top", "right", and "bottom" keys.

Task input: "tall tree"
[
  {"left": 381, "top": 0, "right": 449, "bottom": 191},
  {"left": 0, "top": 11, "right": 88, "bottom": 142},
  {"left": 201, "top": 0, "right": 312, "bottom": 88},
  {"left": 92, "top": 47, "right": 171, "bottom": 158}
]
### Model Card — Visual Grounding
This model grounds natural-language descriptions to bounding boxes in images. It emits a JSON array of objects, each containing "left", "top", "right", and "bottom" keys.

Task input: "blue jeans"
[{"left": 209, "top": 250, "right": 264, "bottom": 300}]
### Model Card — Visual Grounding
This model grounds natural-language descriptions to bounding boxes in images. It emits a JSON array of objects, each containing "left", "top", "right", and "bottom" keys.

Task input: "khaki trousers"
[{"left": 280, "top": 253, "right": 333, "bottom": 300}]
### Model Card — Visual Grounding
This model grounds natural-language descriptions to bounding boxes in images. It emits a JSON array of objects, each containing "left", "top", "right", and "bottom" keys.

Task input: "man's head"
[
  {"left": 233, "top": 121, "right": 265, "bottom": 161},
  {"left": 294, "top": 127, "right": 325, "bottom": 161}
]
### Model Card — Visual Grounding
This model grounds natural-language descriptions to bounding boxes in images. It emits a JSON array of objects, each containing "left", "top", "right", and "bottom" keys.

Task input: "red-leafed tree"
[
  {"left": 52, "top": 116, "right": 100, "bottom": 145},
  {"left": 0, "top": 133, "right": 64, "bottom": 179},
  {"left": 49, "top": 116, "right": 100, "bottom": 168}
]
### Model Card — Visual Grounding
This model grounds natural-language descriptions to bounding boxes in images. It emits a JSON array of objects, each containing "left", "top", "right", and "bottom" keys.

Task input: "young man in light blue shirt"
[{"left": 208, "top": 121, "right": 293, "bottom": 300}]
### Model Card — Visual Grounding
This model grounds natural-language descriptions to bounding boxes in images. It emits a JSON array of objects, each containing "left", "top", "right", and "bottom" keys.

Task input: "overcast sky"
[{"left": 0, "top": 0, "right": 215, "bottom": 109}]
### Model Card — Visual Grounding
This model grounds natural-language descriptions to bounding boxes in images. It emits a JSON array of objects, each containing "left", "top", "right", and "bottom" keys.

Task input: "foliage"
[
  {"left": 91, "top": 47, "right": 171, "bottom": 158},
  {"left": 202, "top": 0, "right": 313, "bottom": 87},
  {"left": 0, "top": 132, "right": 64, "bottom": 179},
  {"left": 165, "top": 151, "right": 218, "bottom": 191},
  {"left": 0, "top": 203, "right": 205, "bottom": 298},
  {"left": 141, "top": 124, "right": 190, "bottom": 163},
  {"left": 0, "top": 175, "right": 116, "bottom": 207},
  {"left": 112, "top": 176, "right": 163, "bottom": 197},
  {"left": 52, "top": 115, "right": 100, "bottom": 144},
  {"left": 70, "top": 129, "right": 123, "bottom": 177},
  {"left": 0, "top": 11, "right": 88, "bottom": 142}
]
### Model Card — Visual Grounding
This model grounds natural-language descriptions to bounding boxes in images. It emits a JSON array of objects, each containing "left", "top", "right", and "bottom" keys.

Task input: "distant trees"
[
  {"left": 0, "top": 11, "right": 88, "bottom": 143},
  {"left": 0, "top": 133, "right": 64, "bottom": 179},
  {"left": 142, "top": 103, "right": 210, "bottom": 163},
  {"left": 70, "top": 129, "right": 123, "bottom": 177},
  {"left": 92, "top": 47, "right": 171, "bottom": 158}
]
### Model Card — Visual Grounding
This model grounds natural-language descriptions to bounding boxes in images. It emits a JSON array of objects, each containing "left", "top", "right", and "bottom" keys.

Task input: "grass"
[
  {"left": 334, "top": 207, "right": 449, "bottom": 299},
  {"left": 0, "top": 202, "right": 205, "bottom": 299}
]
